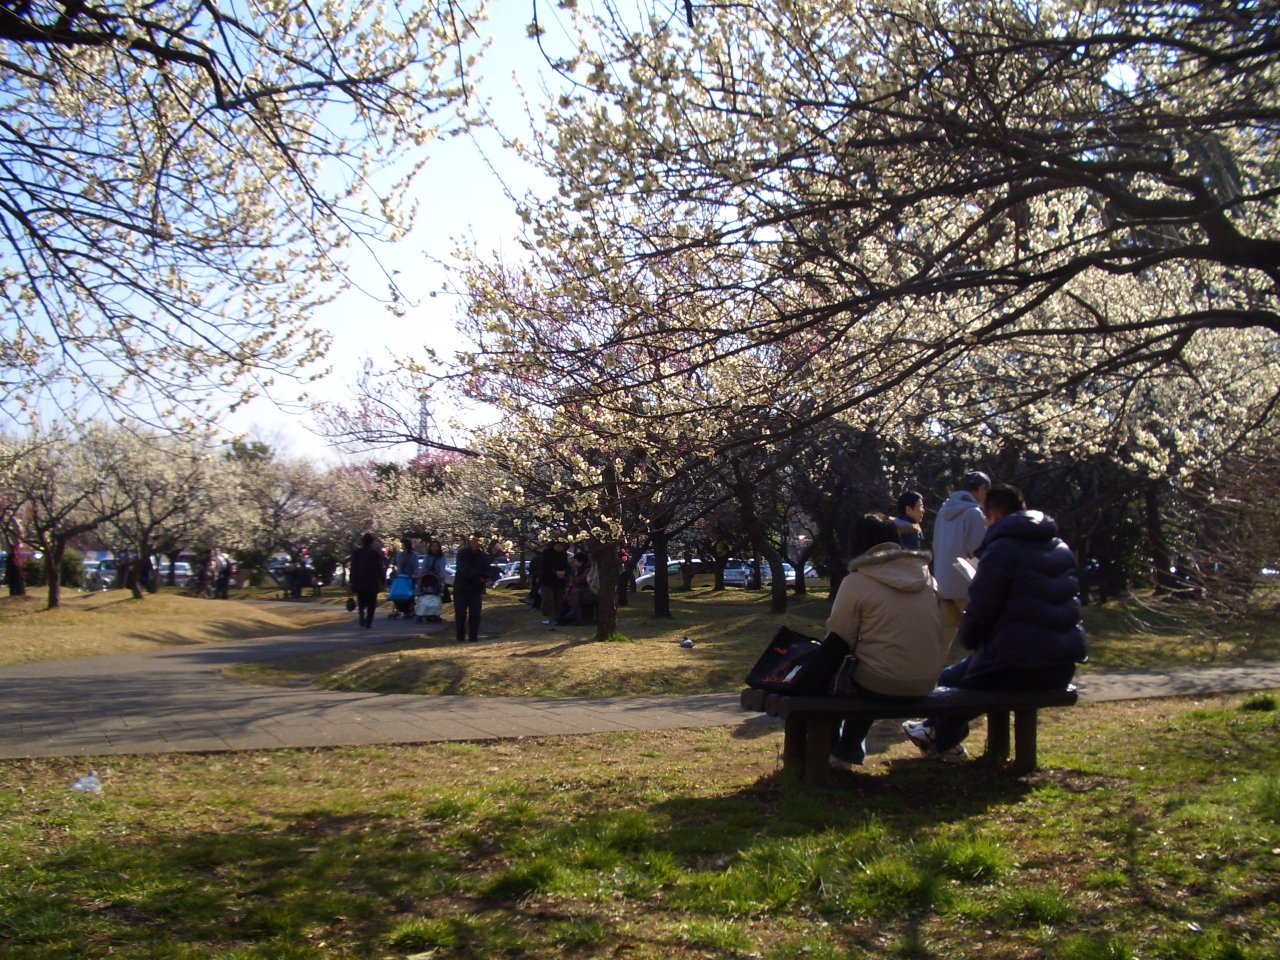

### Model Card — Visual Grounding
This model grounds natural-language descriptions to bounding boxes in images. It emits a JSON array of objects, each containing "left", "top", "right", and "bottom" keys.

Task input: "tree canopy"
[
  {"left": 488, "top": 0, "right": 1278, "bottom": 479},
  {"left": 0, "top": 0, "right": 484, "bottom": 426}
]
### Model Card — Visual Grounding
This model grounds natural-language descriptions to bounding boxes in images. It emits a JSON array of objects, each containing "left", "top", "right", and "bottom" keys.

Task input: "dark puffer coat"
[{"left": 958, "top": 510, "right": 1087, "bottom": 677}]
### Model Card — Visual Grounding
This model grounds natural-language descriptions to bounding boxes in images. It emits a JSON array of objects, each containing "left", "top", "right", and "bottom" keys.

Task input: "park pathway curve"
[{"left": 2, "top": 617, "right": 1279, "bottom": 760}]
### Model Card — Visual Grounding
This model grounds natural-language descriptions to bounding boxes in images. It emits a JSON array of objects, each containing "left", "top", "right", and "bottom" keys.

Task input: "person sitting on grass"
[
  {"left": 825, "top": 512, "right": 949, "bottom": 771},
  {"left": 902, "top": 483, "right": 1088, "bottom": 761}
]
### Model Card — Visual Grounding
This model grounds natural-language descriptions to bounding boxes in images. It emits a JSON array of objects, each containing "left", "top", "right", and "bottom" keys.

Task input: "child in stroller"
[
  {"left": 415, "top": 541, "right": 449, "bottom": 624},
  {"left": 415, "top": 572, "right": 445, "bottom": 623}
]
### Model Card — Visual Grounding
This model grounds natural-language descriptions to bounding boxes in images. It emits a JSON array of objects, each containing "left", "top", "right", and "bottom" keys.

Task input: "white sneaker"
[{"left": 901, "top": 720, "right": 937, "bottom": 756}]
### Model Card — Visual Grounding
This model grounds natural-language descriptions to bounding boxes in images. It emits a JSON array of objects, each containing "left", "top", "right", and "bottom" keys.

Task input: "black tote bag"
[{"left": 744, "top": 627, "right": 849, "bottom": 695}]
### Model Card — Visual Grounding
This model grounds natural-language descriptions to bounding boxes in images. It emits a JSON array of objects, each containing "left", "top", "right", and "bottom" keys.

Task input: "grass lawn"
[
  {"left": 2, "top": 582, "right": 1277, "bottom": 958},
  {"left": 0, "top": 588, "right": 350, "bottom": 666},
  {"left": 2, "top": 693, "right": 1277, "bottom": 959}
]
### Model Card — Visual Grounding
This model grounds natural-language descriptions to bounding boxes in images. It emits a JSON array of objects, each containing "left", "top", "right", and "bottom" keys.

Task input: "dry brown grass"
[{"left": 0, "top": 589, "right": 349, "bottom": 666}]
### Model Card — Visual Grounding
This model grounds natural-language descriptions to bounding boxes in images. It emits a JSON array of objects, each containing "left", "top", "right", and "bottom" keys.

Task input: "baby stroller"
[
  {"left": 415, "top": 573, "right": 444, "bottom": 623},
  {"left": 387, "top": 573, "right": 416, "bottom": 619}
]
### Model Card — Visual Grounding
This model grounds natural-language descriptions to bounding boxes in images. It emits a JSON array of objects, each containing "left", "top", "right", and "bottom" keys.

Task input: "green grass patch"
[{"left": 2, "top": 693, "right": 1278, "bottom": 957}]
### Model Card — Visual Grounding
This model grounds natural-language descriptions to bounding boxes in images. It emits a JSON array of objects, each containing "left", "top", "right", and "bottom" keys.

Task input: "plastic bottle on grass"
[{"left": 70, "top": 771, "right": 101, "bottom": 795}]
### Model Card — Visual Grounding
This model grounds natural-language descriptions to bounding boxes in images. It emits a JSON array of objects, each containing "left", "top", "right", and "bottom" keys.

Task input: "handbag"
[
  {"left": 345, "top": 596, "right": 356, "bottom": 612},
  {"left": 744, "top": 627, "right": 849, "bottom": 695}
]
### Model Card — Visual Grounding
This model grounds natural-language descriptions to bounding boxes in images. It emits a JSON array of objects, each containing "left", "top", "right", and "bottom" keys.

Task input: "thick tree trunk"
[
  {"left": 651, "top": 528, "right": 672, "bottom": 618},
  {"left": 593, "top": 541, "right": 621, "bottom": 638}
]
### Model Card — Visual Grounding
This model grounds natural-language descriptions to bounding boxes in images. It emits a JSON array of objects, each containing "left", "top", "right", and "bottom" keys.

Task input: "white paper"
[{"left": 953, "top": 557, "right": 976, "bottom": 583}]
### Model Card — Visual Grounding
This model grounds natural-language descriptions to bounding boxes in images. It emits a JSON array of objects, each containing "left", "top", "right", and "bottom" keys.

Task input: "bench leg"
[
  {"left": 984, "top": 710, "right": 1011, "bottom": 765},
  {"left": 1011, "top": 708, "right": 1038, "bottom": 774},
  {"left": 781, "top": 716, "right": 836, "bottom": 784},
  {"left": 782, "top": 716, "right": 807, "bottom": 775},
  {"left": 804, "top": 718, "right": 836, "bottom": 785}
]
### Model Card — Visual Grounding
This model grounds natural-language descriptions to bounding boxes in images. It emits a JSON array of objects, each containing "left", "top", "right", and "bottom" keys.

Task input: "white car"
[
  {"left": 761, "top": 563, "right": 823, "bottom": 587},
  {"left": 492, "top": 561, "right": 531, "bottom": 589},
  {"left": 636, "top": 560, "right": 716, "bottom": 591},
  {"left": 723, "top": 558, "right": 752, "bottom": 587}
]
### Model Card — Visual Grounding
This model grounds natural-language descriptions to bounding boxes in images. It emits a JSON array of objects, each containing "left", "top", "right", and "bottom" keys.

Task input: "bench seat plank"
[{"left": 741, "top": 684, "right": 1077, "bottom": 784}]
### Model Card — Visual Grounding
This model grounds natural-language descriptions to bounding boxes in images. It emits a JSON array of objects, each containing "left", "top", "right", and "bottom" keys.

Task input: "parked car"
[
  {"left": 492, "top": 561, "right": 531, "bottom": 589},
  {"left": 723, "top": 558, "right": 752, "bottom": 587},
  {"left": 82, "top": 560, "right": 109, "bottom": 591},
  {"left": 636, "top": 560, "right": 716, "bottom": 591},
  {"left": 157, "top": 560, "right": 193, "bottom": 587},
  {"left": 761, "top": 562, "right": 823, "bottom": 587}
]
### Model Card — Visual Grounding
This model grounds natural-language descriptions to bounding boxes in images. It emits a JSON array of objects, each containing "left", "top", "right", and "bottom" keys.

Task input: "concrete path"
[{"left": 2, "top": 618, "right": 1278, "bottom": 760}]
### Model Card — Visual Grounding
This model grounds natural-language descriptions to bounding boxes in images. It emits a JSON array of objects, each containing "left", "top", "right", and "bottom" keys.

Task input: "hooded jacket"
[
  {"left": 932, "top": 490, "right": 988, "bottom": 600},
  {"left": 825, "top": 544, "right": 948, "bottom": 696},
  {"left": 958, "top": 510, "right": 1088, "bottom": 677}
]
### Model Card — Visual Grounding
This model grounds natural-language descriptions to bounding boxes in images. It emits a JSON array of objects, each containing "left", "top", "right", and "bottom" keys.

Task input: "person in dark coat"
[
  {"left": 539, "top": 536, "right": 570, "bottom": 631},
  {"left": 892, "top": 490, "right": 926, "bottom": 551},
  {"left": 347, "top": 532, "right": 386, "bottom": 629},
  {"left": 452, "top": 533, "right": 492, "bottom": 643},
  {"left": 903, "top": 484, "right": 1087, "bottom": 759}
]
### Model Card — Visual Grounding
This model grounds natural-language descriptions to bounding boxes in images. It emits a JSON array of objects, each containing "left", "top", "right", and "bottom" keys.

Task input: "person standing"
[
  {"left": 387, "top": 537, "right": 419, "bottom": 619},
  {"left": 826, "top": 513, "right": 948, "bottom": 770},
  {"left": 559, "top": 551, "right": 598, "bottom": 625},
  {"left": 452, "top": 533, "right": 492, "bottom": 643},
  {"left": 904, "top": 484, "right": 1087, "bottom": 759},
  {"left": 212, "top": 548, "right": 232, "bottom": 599},
  {"left": 932, "top": 471, "right": 990, "bottom": 641},
  {"left": 893, "top": 490, "right": 926, "bottom": 551},
  {"left": 540, "top": 536, "right": 570, "bottom": 631},
  {"left": 347, "top": 533, "right": 385, "bottom": 629}
]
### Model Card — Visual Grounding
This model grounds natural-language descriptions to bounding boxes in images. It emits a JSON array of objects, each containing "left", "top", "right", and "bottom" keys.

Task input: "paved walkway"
[{"left": 2, "top": 618, "right": 1279, "bottom": 760}]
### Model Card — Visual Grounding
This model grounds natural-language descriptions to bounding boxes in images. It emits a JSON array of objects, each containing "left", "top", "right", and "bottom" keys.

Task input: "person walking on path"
[
  {"left": 932, "top": 470, "right": 990, "bottom": 641},
  {"left": 452, "top": 533, "right": 492, "bottom": 643},
  {"left": 904, "top": 484, "right": 1088, "bottom": 759},
  {"left": 347, "top": 533, "right": 386, "bottom": 629}
]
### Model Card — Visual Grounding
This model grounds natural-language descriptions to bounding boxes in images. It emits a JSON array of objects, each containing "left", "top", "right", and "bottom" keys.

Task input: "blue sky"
[{"left": 224, "top": 16, "right": 565, "bottom": 464}]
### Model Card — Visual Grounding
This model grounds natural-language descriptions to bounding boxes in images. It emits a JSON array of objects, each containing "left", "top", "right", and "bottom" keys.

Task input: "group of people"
[
  {"left": 523, "top": 536, "right": 599, "bottom": 630},
  {"left": 346, "top": 533, "right": 496, "bottom": 643},
  {"left": 826, "top": 471, "right": 1088, "bottom": 770}
]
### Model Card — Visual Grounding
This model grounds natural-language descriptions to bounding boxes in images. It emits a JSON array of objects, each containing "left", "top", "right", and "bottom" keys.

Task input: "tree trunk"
[
  {"left": 1146, "top": 483, "right": 1174, "bottom": 594},
  {"left": 731, "top": 460, "right": 787, "bottom": 614},
  {"left": 651, "top": 528, "right": 672, "bottom": 618},
  {"left": 44, "top": 543, "right": 64, "bottom": 608},
  {"left": 593, "top": 541, "right": 621, "bottom": 638},
  {"left": 126, "top": 550, "right": 147, "bottom": 600}
]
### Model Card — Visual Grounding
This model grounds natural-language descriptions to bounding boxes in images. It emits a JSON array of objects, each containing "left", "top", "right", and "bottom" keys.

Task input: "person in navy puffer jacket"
[{"left": 903, "top": 484, "right": 1087, "bottom": 759}]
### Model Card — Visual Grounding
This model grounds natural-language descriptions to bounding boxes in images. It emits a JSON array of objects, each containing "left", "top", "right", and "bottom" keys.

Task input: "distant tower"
[{"left": 417, "top": 395, "right": 430, "bottom": 447}]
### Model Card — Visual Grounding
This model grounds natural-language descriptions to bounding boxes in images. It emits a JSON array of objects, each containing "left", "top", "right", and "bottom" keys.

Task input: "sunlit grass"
[{"left": 1, "top": 693, "right": 1276, "bottom": 959}]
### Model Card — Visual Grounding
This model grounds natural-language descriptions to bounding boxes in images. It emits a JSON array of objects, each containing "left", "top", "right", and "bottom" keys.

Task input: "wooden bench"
[{"left": 740, "top": 684, "right": 1078, "bottom": 784}]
